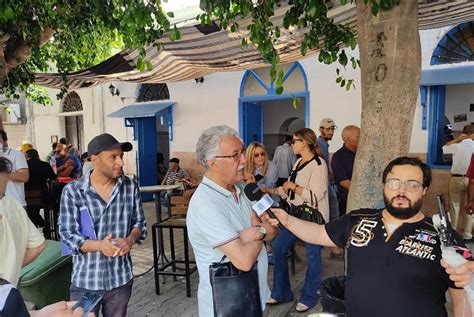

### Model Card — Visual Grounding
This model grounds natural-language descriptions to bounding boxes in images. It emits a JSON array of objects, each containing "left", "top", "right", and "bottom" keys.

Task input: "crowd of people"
[
  {"left": 187, "top": 123, "right": 474, "bottom": 317},
  {"left": 1, "top": 122, "right": 474, "bottom": 316}
]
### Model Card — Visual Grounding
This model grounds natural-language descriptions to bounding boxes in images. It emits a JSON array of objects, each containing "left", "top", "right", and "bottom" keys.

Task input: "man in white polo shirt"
[
  {"left": 442, "top": 124, "right": 474, "bottom": 239},
  {"left": 187, "top": 125, "right": 277, "bottom": 316},
  {"left": 0, "top": 130, "right": 29, "bottom": 207}
]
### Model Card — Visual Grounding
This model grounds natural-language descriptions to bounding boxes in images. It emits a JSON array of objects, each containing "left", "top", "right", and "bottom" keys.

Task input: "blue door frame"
[
  {"left": 123, "top": 107, "right": 174, "bottom": 201},
  {"left": 238, "top": 62, "right": 310, "bottom": 142}
]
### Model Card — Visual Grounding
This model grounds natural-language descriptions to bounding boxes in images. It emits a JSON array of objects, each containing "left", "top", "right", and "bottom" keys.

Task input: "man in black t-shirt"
[
  {"left": 25, "top": 149, "right": 56, "bottom": 227},
  {"left": 269, "top": 156, "right": 470, "bottom": 317}
]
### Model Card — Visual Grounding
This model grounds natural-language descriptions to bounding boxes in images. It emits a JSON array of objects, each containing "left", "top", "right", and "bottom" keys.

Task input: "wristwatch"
[{"left": 257, "top": 225, "right": 267, "bottom": 241}]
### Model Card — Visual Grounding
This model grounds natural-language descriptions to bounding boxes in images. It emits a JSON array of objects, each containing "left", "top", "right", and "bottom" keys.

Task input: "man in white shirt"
[
  {"left": 273, "top": 135, "right": 297, "bottom": 187},
  {"left": 442, "top": 124, "right": 474, "bottom": 239},
  {"left": 0, "top": 130, "right": 29, "bottom": 207}
]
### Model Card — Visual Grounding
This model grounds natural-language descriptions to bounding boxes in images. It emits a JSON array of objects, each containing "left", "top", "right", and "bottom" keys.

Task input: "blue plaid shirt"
[{"left": 59, "top": 172, "right": 147, "bottom": 290}]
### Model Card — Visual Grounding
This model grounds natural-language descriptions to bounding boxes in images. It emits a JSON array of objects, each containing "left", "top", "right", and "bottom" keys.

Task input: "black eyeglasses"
[
  {"left": 291, "top": 138, "right": 303, "bottom": 144},
  {"left": 214, "top": 148, "right": 245, "bottom": 161},
  {"left": 384, "top": 179, "right": 423, "bottom": 193}
]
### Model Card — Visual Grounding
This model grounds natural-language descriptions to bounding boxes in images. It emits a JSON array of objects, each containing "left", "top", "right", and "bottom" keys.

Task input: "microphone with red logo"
[{"left": 244, "top": 183, "right": 284, "bottom": 230}]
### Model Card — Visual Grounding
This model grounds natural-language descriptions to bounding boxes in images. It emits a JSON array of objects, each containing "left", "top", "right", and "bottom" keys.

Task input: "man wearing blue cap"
[{"left": 59, "top": 133, "right": 147, "bottom": 317}]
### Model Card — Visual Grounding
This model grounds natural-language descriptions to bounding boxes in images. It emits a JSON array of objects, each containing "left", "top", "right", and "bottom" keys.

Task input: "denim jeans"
[
  {"left": 70, "top": 279, "right": 133, "bottom": 317},
  {"left": 271, "top": 228, "right": 322, "bottom": 308},
  {"left": 328, "top": 186, "right": 340, "bottom": 222}
]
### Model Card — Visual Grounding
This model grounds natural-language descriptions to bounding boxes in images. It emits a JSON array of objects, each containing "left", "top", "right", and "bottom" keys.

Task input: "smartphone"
[
  {"left": 255, "top": 174, "right": 264, "bottom": 182},
  {"left": 72, "top": 292, "right": 103, "bottom": 316}
]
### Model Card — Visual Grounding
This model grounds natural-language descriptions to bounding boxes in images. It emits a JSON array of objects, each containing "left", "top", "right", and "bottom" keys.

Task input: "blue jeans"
[
  {"left": 70, "top": 279, "right": 133, "bottom": 317},
  {"left": 271, "top": 228, "right": 322, "bottom": 308},
  {"left": 328, "top": 186, "right": 340, "bottom": 222}
]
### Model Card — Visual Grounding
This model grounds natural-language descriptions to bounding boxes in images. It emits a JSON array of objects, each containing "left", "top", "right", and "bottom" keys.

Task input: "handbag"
[
  {"left": 209, "top": 256, "right": 262, "bottom": 317},
  {"left": 288, "top": 189, "right": 326, "bottom": 225}
]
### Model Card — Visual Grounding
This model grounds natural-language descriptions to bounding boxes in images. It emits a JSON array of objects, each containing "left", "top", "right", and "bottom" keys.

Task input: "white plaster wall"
[
  {"left": 445, "top": 84, "right": 474, "bottom": 132},
  {"left": 167, "top": 71, "right": 244, "bottom": 152},
  {"left": 30, "top": 88, "right": 64, "bottom": 159}
]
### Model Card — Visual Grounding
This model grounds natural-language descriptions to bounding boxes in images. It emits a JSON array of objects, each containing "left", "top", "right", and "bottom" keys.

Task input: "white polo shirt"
[
  {"left": 187, "top": 177, "right": 270, "bottom": 317},
  {"left": 0, "top": 195, "right": 45, "bottom": 286}
]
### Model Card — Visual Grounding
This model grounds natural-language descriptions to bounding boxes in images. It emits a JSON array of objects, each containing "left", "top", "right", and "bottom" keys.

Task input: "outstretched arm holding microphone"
[{"left": 266, "top": 207, "right": 336, "bottom": 247}]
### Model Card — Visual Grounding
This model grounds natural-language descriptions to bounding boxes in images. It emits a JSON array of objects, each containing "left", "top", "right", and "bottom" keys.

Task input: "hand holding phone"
[{"left": 72, "top": 293, "right": 102, "bottom": 317}]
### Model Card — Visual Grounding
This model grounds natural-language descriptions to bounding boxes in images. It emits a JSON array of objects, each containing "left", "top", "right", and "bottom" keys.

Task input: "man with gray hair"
[{"left": 187, "top": 125, "right": 276, "bottom": 316}]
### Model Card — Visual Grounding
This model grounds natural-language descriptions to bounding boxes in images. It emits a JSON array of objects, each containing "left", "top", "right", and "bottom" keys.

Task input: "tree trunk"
[{"left": 347, "top": 0, "right": 420, "bottom": 211}]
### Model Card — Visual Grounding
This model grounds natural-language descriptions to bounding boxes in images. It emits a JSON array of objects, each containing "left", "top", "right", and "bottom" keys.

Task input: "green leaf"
[
  {"left": 3, "top": 6, "right": 15, "bottom": 20},
  {"left": 270, "top": 65, "right": 277, "bottom": 83},
  {"left": 336, "top": 76, "right": 342, "bottom": 83},
  {"left": 145, "top": 61, "right": 153, "bottom": 71},
  {"left": 275, "top": 26, "right": 280, "bottom": 38},
  {"left": 351, "top": 58, "right": 357, "bottom": 69},
  {"left": 346, "top": 80, "right": 352, "bottom": 91},
  {"left": 340, "top": 0, "right": 348, "bottom": 5},
  {"left": 241, "top": 38, "right": 247, "bottom": 48},
  {"left": 276, "top": 86, "right": 283, "bottom": 95},
  {"left": 137, "top": 58, "right": 145, "bottom": 71},
  {"left": 371, "top": 2, "right": 380, "bottom": 16},
  {"left": 166, "top": 12, "right": 175, "bottom": 18},
  {"left": 276, "top": 68, "right": 284, "bottom": 87},
  {"left": 170, "top": 26, "right": 181, "bottom": 41}
]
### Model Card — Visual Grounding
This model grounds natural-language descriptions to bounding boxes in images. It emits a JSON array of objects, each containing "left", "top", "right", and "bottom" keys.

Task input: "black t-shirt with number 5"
[{"left": 325, "top": 208, "right": 466, "bottom": 317}]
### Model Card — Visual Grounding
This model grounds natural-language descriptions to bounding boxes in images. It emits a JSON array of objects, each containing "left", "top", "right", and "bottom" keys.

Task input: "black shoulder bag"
[
  {"left": 209, "top": 256, "right": 262, "bottom": 317},
  {"left": 287, "top": 156, "right": 326, "bottom": 225}
]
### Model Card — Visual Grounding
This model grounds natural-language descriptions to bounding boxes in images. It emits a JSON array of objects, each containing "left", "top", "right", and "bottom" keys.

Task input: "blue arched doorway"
[
  {"left": 421, "top": 21, "right": 474, "bottom": 167},
  {"left": 238, "top": 62, "right": 310, "bottom": 155}
]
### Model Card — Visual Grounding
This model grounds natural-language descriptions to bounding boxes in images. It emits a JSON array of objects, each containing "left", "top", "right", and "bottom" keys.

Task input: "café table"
[{"left": 139, "top": 184, "right": 181, "bottom": 223}]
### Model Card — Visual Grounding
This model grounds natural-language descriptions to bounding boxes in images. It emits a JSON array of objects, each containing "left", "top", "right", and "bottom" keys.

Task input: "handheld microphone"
[{"left": 243, "top": 183, "right": 284, "bottom": 230}]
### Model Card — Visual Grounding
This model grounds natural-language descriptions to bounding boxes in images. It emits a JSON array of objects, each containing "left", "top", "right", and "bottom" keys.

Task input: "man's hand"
[
  {"left": 267, "top": 208, "right": 290, "bottom": 227},
  {"left": 465, "top": 201, "right": 474, "bottom": 215},
  {"left": 282, "top": 181, "right": 295, "bottom": 192},
  {"left": 112, "top": 237, "right": 134, "bottom": 256},
  {"left": 239, "top": 227, "right": 262, "bottom": 244},
  {"left": 100, "top": 234, "right": 121, "bottom": 257},
  {"left": 30, "top": 301, "right": 95, "bottom": 317},
  {"left": 245, "top": 172, "right": 256, "bottom": 183},
  {"left": 441, "top": 259, "right": 474, "bottom": 288}
]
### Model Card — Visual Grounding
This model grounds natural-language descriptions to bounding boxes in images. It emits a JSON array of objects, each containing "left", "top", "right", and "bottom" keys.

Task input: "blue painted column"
[
  {"left": 133, "top": 117, "right": 157, "bottom": 201},
  {"left": 427, "top": 85, "right": 446, "bottom": 166}
]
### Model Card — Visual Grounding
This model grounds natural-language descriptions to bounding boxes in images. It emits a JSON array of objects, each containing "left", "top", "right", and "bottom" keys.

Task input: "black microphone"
[{"left": 243, "top": 183, "right": 284, "bottom": 230}]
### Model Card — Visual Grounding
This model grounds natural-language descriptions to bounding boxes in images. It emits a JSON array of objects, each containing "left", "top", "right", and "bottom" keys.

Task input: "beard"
[{"left": 383, "top": 194, "right": 423, "bottom": 220}]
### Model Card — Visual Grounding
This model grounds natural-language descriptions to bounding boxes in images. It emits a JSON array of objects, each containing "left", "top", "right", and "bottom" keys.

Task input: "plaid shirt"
[{"left": 59, "top": 172, "right": 147, "bottom": 290}]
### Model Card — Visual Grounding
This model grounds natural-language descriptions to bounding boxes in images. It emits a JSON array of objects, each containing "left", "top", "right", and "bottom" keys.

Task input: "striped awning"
[{"left": 35, "top": 1, "right": 474, "bottom": 90}]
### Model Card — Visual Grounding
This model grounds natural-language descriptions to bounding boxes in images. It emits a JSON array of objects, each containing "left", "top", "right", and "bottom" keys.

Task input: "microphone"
[{"left": 244, "top": 183, "right": 284, "bottom": 230}]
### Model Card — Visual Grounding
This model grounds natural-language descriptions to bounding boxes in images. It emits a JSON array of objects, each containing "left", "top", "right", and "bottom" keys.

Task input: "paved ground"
[{"left": 127, "top": 202, "right": 458, "bottom": 317}]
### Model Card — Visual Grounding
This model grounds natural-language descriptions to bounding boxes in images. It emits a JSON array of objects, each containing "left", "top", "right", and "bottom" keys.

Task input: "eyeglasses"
[
  {"left": 291, "top": 138, "right": 303, "bottom": 144},
  {"left": 254, "top": 152, "right": 266, "bottom": 158},
  {"left": 384, "top": 179, "right": 423, "bottom": 193},
  {"left": 214, "top": 148, "right": 245, "bottom": 161}
]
